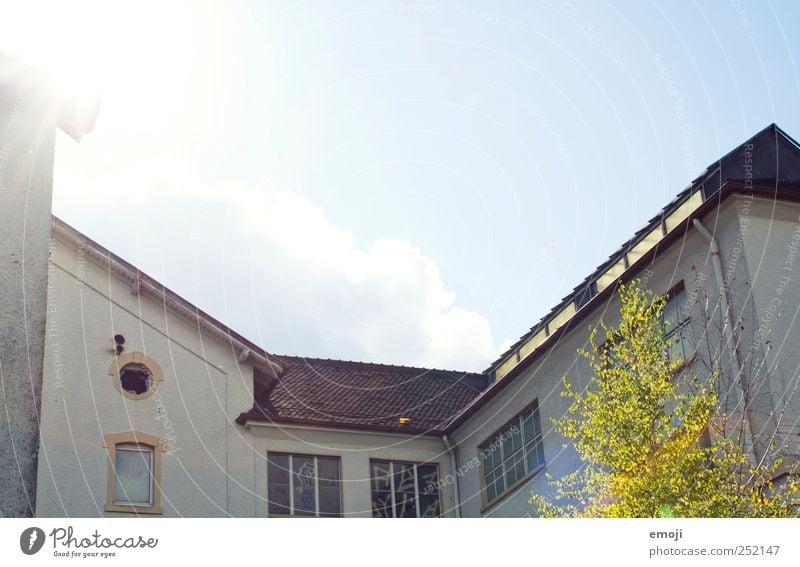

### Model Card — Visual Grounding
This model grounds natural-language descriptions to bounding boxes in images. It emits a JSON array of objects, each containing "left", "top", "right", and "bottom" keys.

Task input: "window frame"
[
  {"left": 478, "top": 401, "right": 545, "bottom": 510},
  {"left": 108, "top": 352, "right": 164, "bottom": 401},
  {"left": 113, "top": 444, "right": 154, "bottom": 506},
  {"left": 102, "top": 431, "right": 164, "bottom": 514},
  {"left": 369, "top": 459, "right": 442, "bottom": 518},
  {"left": 266, "top": 452, "right": 343, "bottom": 518}
]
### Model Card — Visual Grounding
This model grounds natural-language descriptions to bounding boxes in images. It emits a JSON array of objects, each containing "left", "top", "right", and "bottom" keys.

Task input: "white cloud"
[
  {"left": 54, "top": 149, "right": 505, "bottom": 371},
  {"left": 41, "top": 0, "right": 505, "bottom": 372},
  {"left": 229, "top": 185, "right": 502, "bottom": 370}
]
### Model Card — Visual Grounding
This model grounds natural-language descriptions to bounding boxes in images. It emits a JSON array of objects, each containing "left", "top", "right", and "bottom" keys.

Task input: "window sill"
[
  {"left": 480, "top": 463, "right": 546, "bottom": 514},
  {"left": 267, "top": 514, "right": 341, "bottom": 518},
  {"left": 105, "top": 504, "right": 163, "bottom": 515}
]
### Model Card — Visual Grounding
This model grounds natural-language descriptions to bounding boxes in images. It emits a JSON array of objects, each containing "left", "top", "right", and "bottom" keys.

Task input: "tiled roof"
[{"left": 237, "top": 356, "right": 489, "bottom": 434}]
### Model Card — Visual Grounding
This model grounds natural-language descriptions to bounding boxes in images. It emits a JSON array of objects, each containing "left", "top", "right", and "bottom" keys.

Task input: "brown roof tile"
[{"left": 237, "top": 356, "right": 488, "bottom": 434}]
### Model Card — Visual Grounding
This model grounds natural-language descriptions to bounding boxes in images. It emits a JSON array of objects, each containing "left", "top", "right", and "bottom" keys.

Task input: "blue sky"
[{"left": 6, "top": 1, "right": 800, "bottom": 370}]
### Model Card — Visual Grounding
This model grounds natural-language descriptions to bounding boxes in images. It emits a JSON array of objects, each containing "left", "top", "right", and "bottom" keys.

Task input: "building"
[
  {"left": 451, "top": 123, "right": 800, "bottom": 516},
  {"left": 2, "top": 69, "right": 800, "bottom": 518},
  {"left": 0, "top": 54, "right": 99, "bottom": 518}
]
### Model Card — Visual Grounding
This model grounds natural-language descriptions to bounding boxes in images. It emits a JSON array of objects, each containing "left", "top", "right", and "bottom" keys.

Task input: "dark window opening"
[
  {"left": 575, "top": 281, "right": 598, "bottom": 310},
  {"left": 120, "top": 364, "right": 151, "bottom": 395},
  {"left": 663, "top": 283, "right": 692, "bottom": 361}
]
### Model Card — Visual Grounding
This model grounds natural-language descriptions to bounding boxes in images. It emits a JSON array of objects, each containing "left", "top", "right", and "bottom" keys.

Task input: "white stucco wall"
[{"left": 36, "top": 232, "right": 257, "bottom": 517}]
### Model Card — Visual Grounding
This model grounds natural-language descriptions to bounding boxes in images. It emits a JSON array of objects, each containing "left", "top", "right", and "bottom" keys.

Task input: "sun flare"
[{"left": 0, "top": 0, "right": 230, "bottom": 129}]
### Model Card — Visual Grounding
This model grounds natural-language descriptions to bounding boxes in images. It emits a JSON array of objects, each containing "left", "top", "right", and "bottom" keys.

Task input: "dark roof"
[
  {"left": 692, "top": 123, "right": 800, "bottom": 193},
  {"left": 237, "top": 356, "right": 489, "bottom": 435}
]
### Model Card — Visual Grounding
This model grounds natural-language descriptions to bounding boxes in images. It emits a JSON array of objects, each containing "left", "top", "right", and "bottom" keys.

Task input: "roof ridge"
[{"left": 274, "top": 354, "right": 484, "bottom": 376}]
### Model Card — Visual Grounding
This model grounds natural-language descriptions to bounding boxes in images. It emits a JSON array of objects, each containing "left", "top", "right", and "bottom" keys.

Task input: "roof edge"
[
  {"left": 448, "top": 182, "right": 796, "bottom": 433},
  {"left": 236, "top": 408, "right": 446, "bottom": 437},
  {"left": 51, "top": 215, "right": 284, "bottom": 376}
]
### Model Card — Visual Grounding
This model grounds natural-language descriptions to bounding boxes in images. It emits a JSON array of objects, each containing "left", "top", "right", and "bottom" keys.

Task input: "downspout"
[
  {"left": 692, "top": 218, "right": 758, "bottom": 460},
  {"left": 441, "top": 435, "right": 461, "bottom": 518}
]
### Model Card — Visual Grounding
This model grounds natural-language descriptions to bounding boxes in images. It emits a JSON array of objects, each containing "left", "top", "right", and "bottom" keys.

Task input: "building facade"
[{"left": 3, "top": 109, "right": 800, "bottom": 517}]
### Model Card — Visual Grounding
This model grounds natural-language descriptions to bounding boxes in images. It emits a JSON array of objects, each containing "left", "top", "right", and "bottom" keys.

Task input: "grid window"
[
  {"left": 370, "top": 460, "right": 441, "bottom": 518},
  {"left": 480, "top": 402, "right": 545, "bottom": 506},
  {"left": 267, "top": 453, "right": 342, "bottom": 517}
]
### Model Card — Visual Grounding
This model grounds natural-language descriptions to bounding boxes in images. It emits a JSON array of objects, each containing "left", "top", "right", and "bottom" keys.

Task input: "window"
[
  {"left": 108, "top": 352, "right": 164, "bottom": 400},
  {"left": 598, "top": 284, "right": 693, "bottom": 368},
  {"left": 267, "top": 453, "right": 342, "bottom": 517},
  {"left": 370, "top": 460, "right": 441, "bottom": 518},
  {"left": 103, "top": 431, "right": 164, "bottom": 514},
  {"left": 479, "top": 402, "right": 545, "bottom": 507},
  {"left": 663, "top": 284, "right": 692, "bottom": 361},
  {"left": 114, "top": 445, "right": 153, "bottom": 506},
  {"left": 120, "top": 364, "right": 150, "bottom": 395},
  {"left": 575, "top": 280, "right": 598, "bottom": 310}
]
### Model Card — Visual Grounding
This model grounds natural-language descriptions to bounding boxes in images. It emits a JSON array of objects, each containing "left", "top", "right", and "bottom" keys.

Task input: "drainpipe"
[
  {"left": 441, "top": 435, "right": 461, "bottom": 518},
  {"left": 692, "top": 218, "right": 758, "bottom": 461}
]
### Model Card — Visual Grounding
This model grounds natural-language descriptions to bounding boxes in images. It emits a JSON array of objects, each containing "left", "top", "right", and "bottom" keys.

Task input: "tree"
[{"left": 529, "top": 281, "right": 800, "bottom": 517}]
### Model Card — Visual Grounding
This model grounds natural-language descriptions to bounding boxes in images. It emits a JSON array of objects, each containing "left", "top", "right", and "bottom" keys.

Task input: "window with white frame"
[
  {"left": 267, "top": 453, "right": 342, "bottom": 517},
  {"left": 103, "top": 431, "right": 164, "bottom": 514},
  {"left": 113, "top": 444, "right": 154, "bottom": 506},
  {"left": 663, "top": 283, "right": 692, "bottom": 361},
  {"left": 479, "top": 401, "right": 544, "bottom": 506},
  {"left": 370, "top": 460, "right": 441, "bottom": 518}
]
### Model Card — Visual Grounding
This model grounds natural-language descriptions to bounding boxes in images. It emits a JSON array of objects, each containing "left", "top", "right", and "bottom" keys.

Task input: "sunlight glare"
[{"left": 0, "top": 0, "right": 232, "bottom": 135}]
